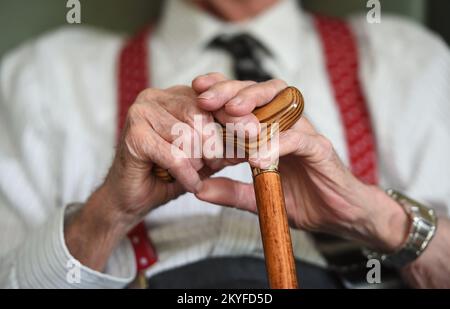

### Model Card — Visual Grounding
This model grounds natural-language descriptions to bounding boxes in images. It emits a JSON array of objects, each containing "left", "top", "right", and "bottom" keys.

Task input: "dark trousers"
[{"left": 147, "top": 256, "right": 343, "bottom": 289}]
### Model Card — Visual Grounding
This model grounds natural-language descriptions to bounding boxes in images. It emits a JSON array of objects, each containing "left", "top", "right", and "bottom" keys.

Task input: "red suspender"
[
  {"left": 116, "top": 16, "right": 379, "bottom": 277},
  {"left": 314, "top": 16, "right": 378, "bottom": 185},
  {"left": 118, "top": 26, "right": 153, "bottom": 136},
  {"left": 118, "top": 25, "right": 158, "bottom": 273}
]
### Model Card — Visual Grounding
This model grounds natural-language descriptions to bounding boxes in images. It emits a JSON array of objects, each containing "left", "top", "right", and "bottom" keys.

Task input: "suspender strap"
[{"left": 118, "top": 25, "right": 158, "bottom": 273}]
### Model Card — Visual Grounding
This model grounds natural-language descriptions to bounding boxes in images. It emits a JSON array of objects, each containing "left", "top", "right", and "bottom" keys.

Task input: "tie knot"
[
  {"left": 210, "top": 33, "right": 270, "bottom": 59},
  {"left": 209, "top": 33, "right": 273, "bottom": 82}
]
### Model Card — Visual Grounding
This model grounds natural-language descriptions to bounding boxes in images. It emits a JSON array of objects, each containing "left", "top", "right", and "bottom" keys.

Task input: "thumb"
[{"left": 195, "top": 177, "right": 257, "bottom": 213}]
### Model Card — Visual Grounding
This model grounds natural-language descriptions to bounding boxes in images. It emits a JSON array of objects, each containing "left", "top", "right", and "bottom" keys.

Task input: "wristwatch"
[{"left": 363, "top": 189, "right": 438, "bottom": 269}]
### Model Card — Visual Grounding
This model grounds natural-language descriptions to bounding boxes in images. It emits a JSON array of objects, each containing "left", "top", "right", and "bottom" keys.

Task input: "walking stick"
[{"left": 153, "top": 87, "right": 305, "bottom": 289}]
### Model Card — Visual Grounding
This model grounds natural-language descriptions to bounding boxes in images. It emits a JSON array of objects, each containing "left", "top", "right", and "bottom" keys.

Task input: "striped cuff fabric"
[{"left": 13, "top": 204, "right": 135, "bottom": 289}]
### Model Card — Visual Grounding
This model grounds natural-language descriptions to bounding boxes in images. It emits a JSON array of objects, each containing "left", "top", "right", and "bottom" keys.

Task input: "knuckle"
[
  {"left": 169, "top": 85, "right": 191, "bottom": 94},
  {"left": 232, "top": 83, "right": 259, "bottom": 104},
  {"left": 171, "top": 157, "right": 189, "bottom": 170},
  {"left": 238, "top": 82, "right": 258, "bottom": 97},
  {"left": 192, "top": 76, "right": 205, "bottom": 87},
  {"left": 266, "top": 79, "right": 287, "bottom": 94},
  {"left": 317, "top": 135, "right": 334, "bottom": 157},
  {"left": 318, "top": 135, "right": 333, "bottom": 150},
  {"left": 127, "top": 103, "right": 146, "bottom": 120},
  {"left": 208, "top": 72, "right": 227, "bottom": 80},
  {"left": 214, "top": 80, "right": 245, "bottom": 93},
  {"left": 271, "top": 78, "right": 288, "bottom": 88},
  {"left": 215, "top": 80, "right": 235, "bottom": 92},
  {"left": 241, "top": 80, "right": 257, "bottom": 88},
  {"left": 193, "top": 73, "right": 228, "bottom": 91},
  {"left": 124, "top": 125, "right": 151, "bottom": 160},
  {"left": 137, "top": 88, "right": 160, "bottom": 102},
  {"left": 125, "top": 125, "right": 145, "bottom": 144},
  {"left": 182, "top": 105, "right": 210, "bottom": 127}
]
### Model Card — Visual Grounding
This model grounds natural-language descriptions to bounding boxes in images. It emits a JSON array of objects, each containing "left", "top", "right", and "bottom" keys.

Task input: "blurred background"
[{"left": 0, "top": 0, "right": 449, "bottom": 57}]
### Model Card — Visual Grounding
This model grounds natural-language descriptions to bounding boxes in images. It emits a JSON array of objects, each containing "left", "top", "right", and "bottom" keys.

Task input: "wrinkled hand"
[
  {"left": 94, "top": 78, "right": 269, "bottom": 229},
  {"left": 194, "top": 74, "right": 409, "bottom": 253},
  {"left": 68, "top": 81, "right": 257, "bottom": 270},
  {"left": 100, "top": 87, "right": 203, "bottom": 227}
]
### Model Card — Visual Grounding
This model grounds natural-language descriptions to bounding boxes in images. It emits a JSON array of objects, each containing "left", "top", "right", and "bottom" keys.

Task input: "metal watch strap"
[{"left": 364, "top": 189, "right": 438, "bottom": 269}]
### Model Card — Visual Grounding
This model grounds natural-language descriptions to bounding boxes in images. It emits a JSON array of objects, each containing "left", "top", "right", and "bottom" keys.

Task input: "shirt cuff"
[{"left": 14, "top": 204, "right": 136, "bottom": 289}]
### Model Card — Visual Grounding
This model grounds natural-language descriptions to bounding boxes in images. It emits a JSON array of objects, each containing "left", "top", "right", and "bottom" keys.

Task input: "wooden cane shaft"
[{"left": 253, "top": 170, "right": 298, "bottom": 289}]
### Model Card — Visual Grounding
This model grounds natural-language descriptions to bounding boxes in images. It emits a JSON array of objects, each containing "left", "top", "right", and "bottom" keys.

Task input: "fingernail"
[{"left": 198, "top": 91, "right": 215, "bottom": 101}]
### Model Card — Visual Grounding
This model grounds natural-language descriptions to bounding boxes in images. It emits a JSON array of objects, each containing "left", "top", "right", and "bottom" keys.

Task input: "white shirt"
[{"left": 0, "top": 0, "right": 449, "bottom": 288}]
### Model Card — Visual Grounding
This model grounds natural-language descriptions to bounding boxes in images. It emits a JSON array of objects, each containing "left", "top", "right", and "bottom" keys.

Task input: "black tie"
[{"left": 209, "top": 33, "right": 274, "bottom": 82}]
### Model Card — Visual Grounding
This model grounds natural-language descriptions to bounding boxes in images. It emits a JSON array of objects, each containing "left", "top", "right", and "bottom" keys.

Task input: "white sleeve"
[
  {"left": 352, "top": 15, "right": 450, "bottom": 217},
  {"left": 0, "top": 29, "right": 135, "bottom": 289}
]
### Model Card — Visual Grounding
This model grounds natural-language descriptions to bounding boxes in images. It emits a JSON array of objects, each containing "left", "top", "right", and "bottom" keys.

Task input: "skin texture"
[
  {"left": 65, "top": 1, "right": 450, "bottom": 288},
  {"left": 66, "top": 82, "right": 251, "bottom": 270},
  {"left": 401, "top": 218, "right": 450, "bottom": 288},
  {"left": 192, "top": 74, "right": 409, "bottom": 253}
]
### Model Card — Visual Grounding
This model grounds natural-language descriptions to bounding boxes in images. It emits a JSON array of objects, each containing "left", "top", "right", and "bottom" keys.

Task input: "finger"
[
  {"left": 277, "top": 128, "right": 333, "bottom": 163},
  {"left": 151, "top": 180, "right": 185, "bottom": 208},
  {"left": 248, "top": 118, "right": 317, "bottom": 168},
  {"left": 138, "top": 88, "right": 215, "bottom": 168},
  {"left": 135, "top": 102, "right": 204, "bottom": 171},
  {"left": 197, "top": 80, "right": 257, "bottom": 111},
  {"left": 140, "top": 101, "right": 187, "bottom": 143},
  {"left": 165, "top": 147, "right": 204, "bottom": 193},
  {"left": 224, "top": 79, "right": 288, "bottom": 117},
  {"left": 247, "top": 137, "right": 281, "bottom": 170},
  {"left": 192, "top": 72, "right": 228, "bottom": 93},
  {"left": 134, "top": 125, "right": 203, "bottom": 193},
  {"left": 195, "top": 177, "right": 257, "bottom": 213},
  {"left": 213, "top": 108, "right": 260, "bottom": 136},
  {"left": 155, "top": 90, "right": 217, "bottom": 155},
  {"left": 165, "top": 85, "right": 198, "bottom": 98},
  {"left": 200, "top": 120, "right": 226, "bottom": 168},
  {"left": 276, "top": 117, "right": 321, "bottom": 158},
  {"left": 292, "top": 116, "right": 317, "bottom": 134},
  {"left": 142, "top": 88, "right": 232, "bottom": 170},
  {"left": 197, "top": 159, "right": 240, "bottom": 179},
  {"left": 154, "top": 87, "right": 211, "bottom": 129}
]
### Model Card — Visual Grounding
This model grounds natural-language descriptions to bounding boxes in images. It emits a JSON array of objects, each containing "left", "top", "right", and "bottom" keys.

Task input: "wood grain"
[{"left": 254, "top": 171, "right": 298, "bottom": 289}]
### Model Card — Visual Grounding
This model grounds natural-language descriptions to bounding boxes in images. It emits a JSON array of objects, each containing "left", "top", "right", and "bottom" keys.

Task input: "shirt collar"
[{"left": 156, "top": 0, "right": 305, "bottom": 71}]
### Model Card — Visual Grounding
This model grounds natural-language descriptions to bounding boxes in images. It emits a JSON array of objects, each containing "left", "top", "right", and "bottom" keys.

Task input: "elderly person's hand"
[
  {"left": 65, "top": 83, "right": 258, "bottom": 270},
  {"left": 193, "top": 73, "right": 410, "bottom": 254},
  {"left": 66, "top": 73, "right": 293, "bottom": 271}
]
